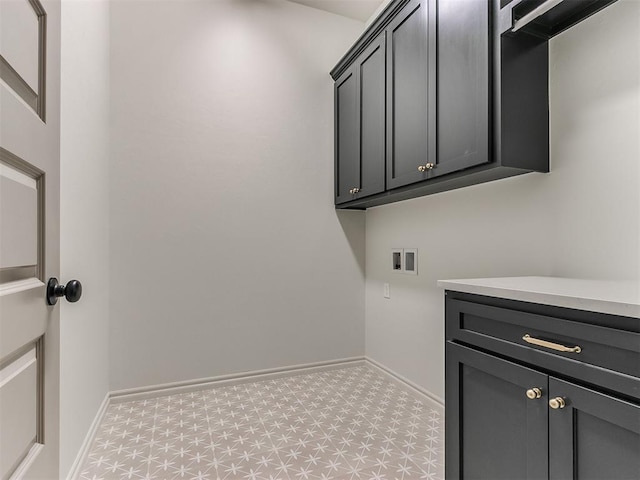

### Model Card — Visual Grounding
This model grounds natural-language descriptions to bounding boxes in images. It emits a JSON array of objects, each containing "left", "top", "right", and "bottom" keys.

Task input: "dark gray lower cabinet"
[
  {"left": 445, "top": 292, "right": 640, "bottom": 479},
  {"left": 446, "top": 343, "right": 548, "bottom": 480},
  {"left": 549, "top": 378, "right": 640, "bottom": 480}
]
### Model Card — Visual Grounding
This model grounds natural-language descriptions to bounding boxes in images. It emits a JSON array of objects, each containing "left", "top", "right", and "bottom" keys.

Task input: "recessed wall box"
[
  {"left": 404, "top": 248, "right": 418, "bottom": 275},
  {"left": 392, "top": 249, "right": 403, "bottom": 272}
]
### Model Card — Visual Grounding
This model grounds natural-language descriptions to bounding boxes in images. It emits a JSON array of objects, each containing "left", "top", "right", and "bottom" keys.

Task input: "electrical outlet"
[{"left": 383, "top": 282, "right": 390, "bottom": 299}]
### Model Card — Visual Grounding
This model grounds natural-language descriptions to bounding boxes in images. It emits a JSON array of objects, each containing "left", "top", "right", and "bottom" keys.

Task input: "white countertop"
[{"left": 437, "top": 276, "right": 640, "bottom": 318}]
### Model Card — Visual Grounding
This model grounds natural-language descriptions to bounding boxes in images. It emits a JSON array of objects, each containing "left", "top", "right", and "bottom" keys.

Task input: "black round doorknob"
[{"left": 47, "top": 277, "right": 83, "bottom": 305}]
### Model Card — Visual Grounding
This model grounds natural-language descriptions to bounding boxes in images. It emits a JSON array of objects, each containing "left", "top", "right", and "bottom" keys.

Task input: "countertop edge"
[{"left": 437, "top": 279, "right": 640, "bottom": 318}]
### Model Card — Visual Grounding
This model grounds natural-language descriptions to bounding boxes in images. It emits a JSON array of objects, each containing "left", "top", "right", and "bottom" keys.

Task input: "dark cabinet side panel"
[
  {"left": 437, "top": 0, "right": 491, "bottom": 176},
  {"left": 386, "top": 0, "right": 436, "bottom": 189},
  {"left": 358, "top": 36, "right": 386, "bottom": 198},
  {"left": 549, "top": 378, "right": 640, "bottom": 480},
  {"left": 334, "top": 69, "right": 359, "bottom": 205},
  {"left": 446, "top": 342, "right": 549, "bottom": 480}
]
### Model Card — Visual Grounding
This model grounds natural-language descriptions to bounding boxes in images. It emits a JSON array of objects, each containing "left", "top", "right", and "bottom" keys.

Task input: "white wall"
[
  {"left": 59, "top": 0, "right": 110, "bottom": 476},
  {"left": 108, "top": 0, "right": 366, "bottom": 390},
  {"left": 548, "top": 0, "right": 640, "bottom": 279},
  {"left": 365, "top": 0, "right": 640, "bottom": 401}
]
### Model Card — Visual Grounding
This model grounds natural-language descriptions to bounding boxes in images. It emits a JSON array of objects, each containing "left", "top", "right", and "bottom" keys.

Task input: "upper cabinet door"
[
  {"left": 548, "top": 378, "right": 640, "bottom": 480},
  {"left": 385, "top": 0, "right": 436, "bottom": 190},
  {"left": 334, "top": 66, "right": 359, "bottom": 204},
  {"left": 437, "top": 0, "right": 491, "bottom": 176},
  {"left": 357, "top": 34, "right": 386, "bottom": 199}
]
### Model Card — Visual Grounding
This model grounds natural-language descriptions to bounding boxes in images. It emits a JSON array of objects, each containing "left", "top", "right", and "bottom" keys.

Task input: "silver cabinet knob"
[{"left": 549, "top": 397, "right": 566, "bottom": 409}]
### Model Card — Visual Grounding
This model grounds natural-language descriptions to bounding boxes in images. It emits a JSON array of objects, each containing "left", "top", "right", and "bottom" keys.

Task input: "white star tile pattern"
[{"left": 79, "top": 365, "right": 443, "bottom": 480}]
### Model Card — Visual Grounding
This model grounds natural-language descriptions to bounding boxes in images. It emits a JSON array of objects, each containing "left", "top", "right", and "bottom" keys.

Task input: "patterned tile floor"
[{"left": 79, "top": 364, "right": 444, "bottom": 480}]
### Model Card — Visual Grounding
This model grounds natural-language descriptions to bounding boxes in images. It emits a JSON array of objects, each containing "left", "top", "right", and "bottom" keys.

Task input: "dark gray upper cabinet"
[
  {"left": 331, "top": 0, "right": 618, "bottom": 208},
  {"left": 358, "top": 36, "right": 386, "bottom": 199},
  {"left": 386, "top": 0, "right": 436, "bottom": 189},
  {"left": 334, "top": 67, "right": 358, "bottom": 205},
  {"left": 331, "top": 0, "right": 550, "bottom": 209},
  {"left": 437, "top": 0, "right": 490, "bottom": 177},
  {"left": 334, "top": 36, "right": 386, "bottom": 205}
]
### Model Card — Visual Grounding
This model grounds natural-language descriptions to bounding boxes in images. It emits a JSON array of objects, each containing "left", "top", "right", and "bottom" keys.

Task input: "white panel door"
[{"left": 0, "top": 0, "right": 62, "bottom": 478}]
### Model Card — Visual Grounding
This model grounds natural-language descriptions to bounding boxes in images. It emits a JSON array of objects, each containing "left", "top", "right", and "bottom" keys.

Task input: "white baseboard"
[
  {"left": 109, "top": 356, "right": 366, "bottom": 403},
  {"left": 365, "top": 356, "right": 445, "bottom": 408},
  {"left": 66, "top": 393, "right": 110, "bottom": 480}
]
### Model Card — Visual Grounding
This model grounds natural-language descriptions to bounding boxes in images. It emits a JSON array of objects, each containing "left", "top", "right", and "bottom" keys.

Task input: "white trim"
[
  {"left": 65, "top": 393, "right": 110, "bottom": 480},
  {"left": 8, "top": 443, "right": 44, "bottom": 480},
  {"left": 0, "top": 278, "right": 43, "bottom": 296},
  {"left": 110, "top": 357, "right": 366, "bottom": 403},
  {"left": 365, "top": 356, "right": 444, "bottom": 408},
  {"left": 0, "top": 347, "right": 36, "bottom": 388},
  {"left": 0, "top": 163, "right": 37, "bottom": 189}
]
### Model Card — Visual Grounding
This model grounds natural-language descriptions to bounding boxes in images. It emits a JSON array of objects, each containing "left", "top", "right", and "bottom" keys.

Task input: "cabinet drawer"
[{"left": 446, "top": 297, "right": 640, "bottom": 400}]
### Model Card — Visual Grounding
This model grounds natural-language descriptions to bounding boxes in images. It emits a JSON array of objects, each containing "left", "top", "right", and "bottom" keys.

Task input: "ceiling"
[{"left": 287, "top": 0, "right": 386, "bottom": 22}]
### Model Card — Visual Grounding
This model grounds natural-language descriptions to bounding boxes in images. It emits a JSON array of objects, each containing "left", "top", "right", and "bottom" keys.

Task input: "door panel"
[
  {"left": 386, "top": 0, "right": 436, "bottom": 189},
  {"left": 446, "top": 342, "right": 549, "bottom": 480},
  {"left": 549, "top": 378, "right": 640, "bottom": 480},
  {"left": 358, "top": 34, "right": 385, "bottom": 198},
  {"left": 0, "top": 164, "right": 38, "bottom": 269},
  {"left": 0, "top": 0, "right": 61, "bottom": 477},
  {"left": 0, "top": 151, "right": 43, "bottom": 284},
  {"left": 334, "top": 67, "right": 359, "bottom": 204},
  {"left": 0, "top": 348, "right": 38, "bottom": 480},
  {"left": 437, "top": 0, "right": 491, "bottom": 176},
  {"left": 0, "top": 0, "right": 47, "bottom": 119}
]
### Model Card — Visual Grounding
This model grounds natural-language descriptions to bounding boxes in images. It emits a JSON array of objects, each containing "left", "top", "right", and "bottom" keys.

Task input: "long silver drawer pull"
[{"left": 522, "top": 334, "right": 582, "bottom": 353}]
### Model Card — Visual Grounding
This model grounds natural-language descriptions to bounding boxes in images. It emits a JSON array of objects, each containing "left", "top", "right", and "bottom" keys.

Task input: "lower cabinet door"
[
  {"left": 446, "top": 342, "right": 549, "bottom": 480},
  {"left": 548, "top": 378, "right": 640, "bottom": 480}
]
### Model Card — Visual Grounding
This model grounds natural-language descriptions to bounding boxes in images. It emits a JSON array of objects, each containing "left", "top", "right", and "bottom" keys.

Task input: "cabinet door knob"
[
  {"left": 353, "top": 187, "right": 360, "bottom": 193},
  {"left": 418, "top": 163, "right": 435, "bottom": 172},
  {"left": 549, "top": 397, "right": 566, "bottom": 409},
  {"left": 526, "top": 387, "right": 542, "bottom": 399}
]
